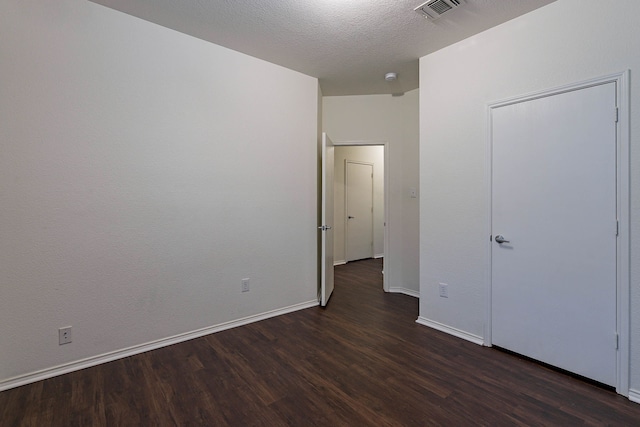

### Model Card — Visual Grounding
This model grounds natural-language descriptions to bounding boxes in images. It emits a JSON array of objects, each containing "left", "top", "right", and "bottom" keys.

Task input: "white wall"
[
  {"left": 419, "top": 0, "right": 640, "bottom": 397},
  {"left": 333, "top": 146, "right": 385, "bottom": 263},
  {"left": 0, "top": 0, "right": 318, "bottom": 389},
  {"left": 324, "top": 90, "right": 419, "bottom": 295}
]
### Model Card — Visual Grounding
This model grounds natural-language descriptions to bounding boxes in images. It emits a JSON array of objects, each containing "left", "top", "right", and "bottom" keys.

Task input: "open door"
[{"left": 320, "top": 133, "right": 335, "bottom": 306}]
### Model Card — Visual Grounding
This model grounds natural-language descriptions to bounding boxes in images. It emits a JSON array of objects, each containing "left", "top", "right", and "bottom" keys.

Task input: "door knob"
[
  {"left": 495, "top": 235, "right": 510, "bottom": 244},
  {"left": 348, "top": 216, "right": 355, "bottom": 219}
]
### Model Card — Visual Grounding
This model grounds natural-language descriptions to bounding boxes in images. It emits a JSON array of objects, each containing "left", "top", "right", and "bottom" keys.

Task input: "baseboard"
[
  {"left": 629, "top": 389, "right": 640, "bottom": 404},
  {"left": 374, "top": 254, "right": 384, "bottom": 259},
  {"left": 0, "top": 300, "right": 319, "bottom": 392},
  {"left": 333, "top": 260, "right": 347, "bottom": 266},
  {"left": 389, "top": 287, "right": 419, "bottom": 298},
  {"left": 415, "top": 316, "right": 484, "bottom": 346}
]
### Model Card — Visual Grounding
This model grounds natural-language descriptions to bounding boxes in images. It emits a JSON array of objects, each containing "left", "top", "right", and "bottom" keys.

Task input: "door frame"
[
  {"left": 484, "top": 71, "right": 630, "bottom": 396},
  {"left": 334, "top": 140, "right": 390, "bottom": 292},
  {"left": 345, "top": 160, "right": 375, "bottom": 262}
]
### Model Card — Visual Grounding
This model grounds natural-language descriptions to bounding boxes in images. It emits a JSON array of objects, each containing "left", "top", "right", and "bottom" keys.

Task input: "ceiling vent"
[{"left": 414, "top": 0, "right": 465, "bottom": 20}]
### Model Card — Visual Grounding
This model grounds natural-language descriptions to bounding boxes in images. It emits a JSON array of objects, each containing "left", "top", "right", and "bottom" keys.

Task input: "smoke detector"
[
  {"left": 414, "top": 0, "right": 465, "bottom": 20},
  {"left": 385, "top": 72, "right": 397, "bottom": 82}
]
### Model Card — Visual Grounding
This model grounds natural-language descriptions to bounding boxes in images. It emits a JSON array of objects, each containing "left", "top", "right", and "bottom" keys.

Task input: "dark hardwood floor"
[{"left": 2, "top": 258, "right": 640, "bottom": 426}]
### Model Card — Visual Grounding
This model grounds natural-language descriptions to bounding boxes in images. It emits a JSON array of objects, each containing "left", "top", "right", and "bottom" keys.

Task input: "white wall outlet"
[
  {"left": 58, "top": 326, "right": 72, "bottom": 345},
  {"left": 438, "top": 283, "right": 449, "bottom": 298},
  {"left": 241, "top": 278, "right": 250, "bottom": 293}
]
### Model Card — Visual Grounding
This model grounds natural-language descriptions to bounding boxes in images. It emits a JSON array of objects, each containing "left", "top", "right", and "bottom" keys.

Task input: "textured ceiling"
[{"left": 90, "top": 0, "right": 556, "bottom": 95}]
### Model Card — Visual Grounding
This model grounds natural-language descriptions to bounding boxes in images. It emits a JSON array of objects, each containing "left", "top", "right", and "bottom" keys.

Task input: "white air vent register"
[{"left": 414, "top": 0, "right": 465, "bottom": 20}]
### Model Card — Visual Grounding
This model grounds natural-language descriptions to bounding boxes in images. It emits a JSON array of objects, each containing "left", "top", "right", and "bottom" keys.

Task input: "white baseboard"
[
  {"left": 389, "top": 287, "right": 419, "bottom": 298},
  {"left": 333, "top": 260, "right": 347, "bottom": 266},
  {"left": 374, "top": 254, "right": 384, "bottom": 259},
  {"left": 0, "top": 300, "right": 319, "bottom": 392},
  {"left": 629, "top": 388, "right": 640, "bottom": 404},
  {"left": 415, "top": 316, "right": 484, "bottom": 346}
]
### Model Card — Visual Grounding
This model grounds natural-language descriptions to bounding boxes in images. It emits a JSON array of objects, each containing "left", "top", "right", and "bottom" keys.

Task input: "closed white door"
[
  {"left": 491, "top": 83, "right": 617, "bottom": 386},
  {"left": 346, "top": 161, "right": 373, "bottom": 262},
  {"left": 320, "top": 133, "right": 335, "bottom": 306}
]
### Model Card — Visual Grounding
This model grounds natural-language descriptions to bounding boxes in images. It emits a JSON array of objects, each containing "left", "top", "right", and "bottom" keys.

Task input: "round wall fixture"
[{"left": 385, "top": 72, "right": 397, "bottom": 82}]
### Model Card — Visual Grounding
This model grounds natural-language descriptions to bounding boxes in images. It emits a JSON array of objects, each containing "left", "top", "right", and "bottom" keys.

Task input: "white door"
[
  {"left": 346, "top": 161, "right": 373, "bottom": 262},
  {"left": 320, "top": 133, "right": 335, "bottom": 306},
  {"left": 491, "top": 82, "right": 617, "bottom": 386}
]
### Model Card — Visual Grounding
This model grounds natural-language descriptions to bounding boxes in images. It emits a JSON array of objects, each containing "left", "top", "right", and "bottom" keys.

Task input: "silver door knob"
[{"left": 495, "top": 235, "right": 510, "bottom": 244}]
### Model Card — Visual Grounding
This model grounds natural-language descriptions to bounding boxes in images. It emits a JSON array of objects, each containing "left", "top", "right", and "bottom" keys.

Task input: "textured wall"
[
  {"left": 323, "top": 90, "right": 419, "bottom": 294},
  {"left": 0, "top": 0, "right": 318, "bottom": 386},
  {"left": 419, "top": 0, "right": 640, "bottom": 396}
]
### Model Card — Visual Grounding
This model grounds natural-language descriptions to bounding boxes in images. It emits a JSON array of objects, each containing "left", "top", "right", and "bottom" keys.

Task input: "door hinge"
[
  {"left": 615, "top": 333, "right": 619, "bottom": 350},
  {"left": 615, "top": 107, "right": 619, "bottom": 123},
  {"left": 616, "top": 220, "right": 619, "bottom": 236}
]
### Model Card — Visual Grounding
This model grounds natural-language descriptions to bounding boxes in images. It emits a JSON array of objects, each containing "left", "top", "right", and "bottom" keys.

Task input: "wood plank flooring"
[{"left": 2, "top": 258, "right": 640, "bottom": 425}]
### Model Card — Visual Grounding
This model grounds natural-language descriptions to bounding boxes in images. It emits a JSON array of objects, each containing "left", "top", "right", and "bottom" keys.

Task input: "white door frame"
[
  {"left": 485, "top": 71, "right": 630, "bottom": 396},
  {"left": 345, "top": 160, "right": 374, "bottom": 262},
  {"left": 334, "top": 140, "right": 390, "bottom": 292}
]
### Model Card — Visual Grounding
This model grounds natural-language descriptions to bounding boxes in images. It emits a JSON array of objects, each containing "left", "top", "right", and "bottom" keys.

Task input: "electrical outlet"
[
  {"left": 58, "top": 326, "right": 72, "bottom": 345},
  {"left": 241, "top": 278, "right": 250, "bottom": 293},
  {"left": 438, "top": 283, "right": 449, "bottom": 298}
]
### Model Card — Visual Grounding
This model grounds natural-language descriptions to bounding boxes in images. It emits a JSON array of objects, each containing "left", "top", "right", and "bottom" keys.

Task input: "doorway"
[
  {"left": 487, "top": 72, "right": 630, "bottom": 393},
  {"left": 333, "top": 142, "right": 388, "bottom": 292}
]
